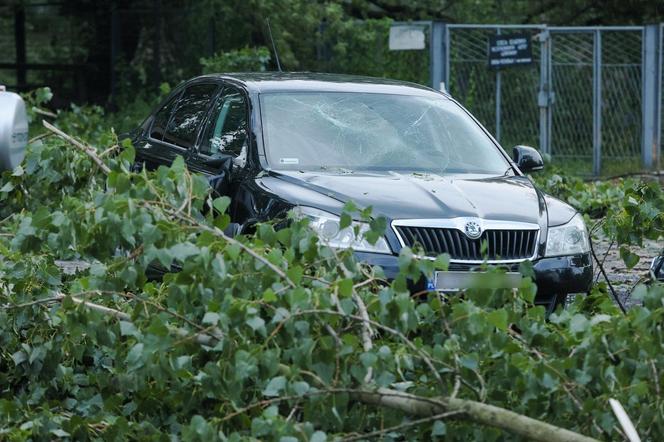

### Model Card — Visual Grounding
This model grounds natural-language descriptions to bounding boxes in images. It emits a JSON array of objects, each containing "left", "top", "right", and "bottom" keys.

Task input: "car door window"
[
  {"left": 149, "top": 91, "right": 181, "bottom": 141},
  {"left": 163, "top": 83, "right": 219, "bottom": 150},
  {"left": 199, "top": 85, "right": 248, "bottom": 156}
]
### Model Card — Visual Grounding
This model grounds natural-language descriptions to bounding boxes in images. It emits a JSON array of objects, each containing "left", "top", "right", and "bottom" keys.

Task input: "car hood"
[{"left": 268, "top": 170, "right": 549, "bottom": 225}]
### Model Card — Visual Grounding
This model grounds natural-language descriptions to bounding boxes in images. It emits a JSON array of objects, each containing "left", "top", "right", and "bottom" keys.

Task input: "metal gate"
[{"left": 427, "top": 24, "right": 662, "bottom": 175}]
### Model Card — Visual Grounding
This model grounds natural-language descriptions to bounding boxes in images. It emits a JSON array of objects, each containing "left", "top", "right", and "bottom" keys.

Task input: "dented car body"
[{"left": 129, "top": 73, "right": 592, "bottom": 310}]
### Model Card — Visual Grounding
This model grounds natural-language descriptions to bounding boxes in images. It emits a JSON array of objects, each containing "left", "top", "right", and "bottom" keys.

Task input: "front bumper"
[{"left": 354, "top": 251, "right": 593, "bottom": 300}]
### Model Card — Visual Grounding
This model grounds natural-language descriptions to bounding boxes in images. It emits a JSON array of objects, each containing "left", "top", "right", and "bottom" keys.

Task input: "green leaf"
[
  {"left": 169, "top": 242, "right": 199, "bottom": 262},
  {"left": 619, "top": 246, "right": 640, "bottom": 269},
  {"left": 338, "top": 278, "right": 353, "bottom": 297},
  {"left": 570, "top": 314, "right": 590, "bottom": 334},
  {"left": 213, "top": 196, "right": 231, "bottom": 214},
  {"left": 246, "top": 316, "right": 266, "bottom": 334},
  {"left": 286, "top": 265, "right": 303, "bottom": 285},
  {"left": 263, "top": 289, "right": 277, "bottom": 303},
  {"left": 431, "top": 420, "right": 446, "bottom": 436},
  {"left": 292, "top": 381, "right": 309, "bottom": 396},
  {"left": 50, "top": 429, "right": 70, "bottom": 438},
  {"left": 310, "top": 431, "right": 327, "bottom": 442},
  {"left": 126, "top": 343, "right": 144, "bottom": 369},
  {"left": 359, "top": 352, "right": 377, "bottom": 368},
  {"left": 486, "top": 309, "right": 508, "bottom": 331},
  {"left": 11, "top": 351, "right": 27, "bottom": 365},
  {"left": 339, "top": 213, "right": 352, "bottom": 229},
  {"left": 119, "top": 321, "right": 139, "bottom": 337},
  {"left": 0, "top": 181, "right": 14, "bottom": 193},
  {"left": 263, "top": 376, "right": 287, "bottom": 397},
  {"left": 171, "top": 155, "right": 186, "bottom": 174},
  {"left": 202, "top": 312, "right": 220, "bottom": 325}
]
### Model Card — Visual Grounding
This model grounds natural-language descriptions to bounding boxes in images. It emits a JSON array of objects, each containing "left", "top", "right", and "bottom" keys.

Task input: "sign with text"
[{"left": 488, "top": 33, "right": 533, "bottom": 69}]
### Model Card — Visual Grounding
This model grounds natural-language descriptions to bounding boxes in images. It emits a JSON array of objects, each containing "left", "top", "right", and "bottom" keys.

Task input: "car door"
[
  {"left": 139, "top": 81, "right": 220, "bottom": 170},
  {"left": 188, "top": 83, "right": 250, "bottom": 199}
]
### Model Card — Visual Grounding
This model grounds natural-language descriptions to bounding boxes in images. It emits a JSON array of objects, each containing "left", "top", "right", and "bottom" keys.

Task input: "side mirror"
[
  {"left": 650, "top": 256, "right": 664, "bottom": 281},
  {"left": 512, "top": 145, "right": 544, "bottom": 173},
  {"left": 0, "top": 87, "right": 28, "bottom": 171}
]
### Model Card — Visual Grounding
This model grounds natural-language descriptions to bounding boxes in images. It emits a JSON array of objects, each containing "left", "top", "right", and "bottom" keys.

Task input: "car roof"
[{"left": 196, "top": 72, "right": 449, "bottom": 97}]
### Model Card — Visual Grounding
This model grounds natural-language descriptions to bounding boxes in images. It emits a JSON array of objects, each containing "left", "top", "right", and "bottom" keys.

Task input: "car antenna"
[{"left": 266, "top": 18, "right": 283, "bottom": 72}]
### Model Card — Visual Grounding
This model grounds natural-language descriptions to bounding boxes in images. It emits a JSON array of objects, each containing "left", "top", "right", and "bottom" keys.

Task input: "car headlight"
[
  {"left": 294, "top": 206, "right": 391, "bottom": 254},
  {"left": 545, "top": 213, "right": 590, "bottom": 257}
]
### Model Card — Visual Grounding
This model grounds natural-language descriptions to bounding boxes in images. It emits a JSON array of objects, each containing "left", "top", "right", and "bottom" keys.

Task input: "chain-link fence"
[
  {"left": 448, "top": 26, "right": 542, "bottom": 149},
  {"left": 443, "top": 24, "right": 661, "bottom": 176}
]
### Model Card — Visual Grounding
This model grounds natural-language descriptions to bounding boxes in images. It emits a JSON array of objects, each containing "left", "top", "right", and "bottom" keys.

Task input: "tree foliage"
[{"left": 1, "top": 99, "right": 664, "bottom": 440}]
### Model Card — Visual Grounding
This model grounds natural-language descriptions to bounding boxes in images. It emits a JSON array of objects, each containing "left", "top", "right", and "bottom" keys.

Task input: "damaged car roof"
[{"left": 197, "top": 72, "right": 449, "bottom": 97}]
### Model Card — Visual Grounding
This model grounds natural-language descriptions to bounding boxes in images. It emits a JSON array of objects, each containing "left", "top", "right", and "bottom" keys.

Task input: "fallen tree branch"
[
  {"left": 29, "top": 131, "right": 54, "bottom": 144},
  {"left": 352, "top": 293, "right": 374, "bottom": 384},
  {"left": 340, "top": 410, "right": 462, "bottom": 441},
  {"left": 64, "top": 293, "right": 222, "bottom": 345},
  {"left": 219, "top": 387, "right": 599, "bottom": 442},
  {"left": 5, "top": 292, "right": 223, "bottom": 346},
  {"left": 34, "top": 107, "right": 57, "bottom": 118},
  {"left": 353, "top": 388, "right": 599, "bottom": 442},
  {"left": 43, "top": 120, "right": 111, "bottom": 175},
  {"left": 165, "top": 209, "right": 296, "bottom": 289}
]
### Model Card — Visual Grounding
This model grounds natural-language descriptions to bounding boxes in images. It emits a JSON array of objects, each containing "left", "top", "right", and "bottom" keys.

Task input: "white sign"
[{"left": 389, "top": 25, "right": 426, "bottom": 51}]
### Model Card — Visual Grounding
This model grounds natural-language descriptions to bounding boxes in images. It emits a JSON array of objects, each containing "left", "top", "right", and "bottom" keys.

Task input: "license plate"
[{"left": 433, "top": 271, "right": 522, "bottom": 291}]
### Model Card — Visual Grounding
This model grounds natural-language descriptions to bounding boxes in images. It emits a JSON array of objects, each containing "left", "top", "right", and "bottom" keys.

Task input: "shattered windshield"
[{"left": 260, "top": 92, "right": 510, "bottom": 174}]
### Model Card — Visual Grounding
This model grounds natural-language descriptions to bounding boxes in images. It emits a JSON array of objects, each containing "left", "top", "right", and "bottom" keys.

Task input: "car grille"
[{"left": 394, "top": 226, "right": 538, "bottom": 261}]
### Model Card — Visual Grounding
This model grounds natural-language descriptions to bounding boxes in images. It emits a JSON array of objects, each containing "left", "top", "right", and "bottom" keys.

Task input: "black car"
[{"left": 128, "top": 73, "right": 592, "bottom": 311}]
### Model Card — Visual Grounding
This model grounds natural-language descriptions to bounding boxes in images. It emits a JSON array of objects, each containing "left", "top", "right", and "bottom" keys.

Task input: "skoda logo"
[{"left": 464, "top": 221, "right": 482, "bottom": 239}]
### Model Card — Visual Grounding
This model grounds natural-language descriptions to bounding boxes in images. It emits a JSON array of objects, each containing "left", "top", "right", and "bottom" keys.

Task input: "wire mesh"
[
  {"left": 448, "top": 26, "right": 649, "bottom": 175},
  {"left": 549, "top": 31, "right": 594, "bottom": 174},
  {"left": 448, "top": 27, "right": 543, "bottom": 150},
  {"left": 601, "top": 30, "right": 642, "bottom": 173},
  {"left": 496, "top": 31, "right": 541, "bottom": 149}
]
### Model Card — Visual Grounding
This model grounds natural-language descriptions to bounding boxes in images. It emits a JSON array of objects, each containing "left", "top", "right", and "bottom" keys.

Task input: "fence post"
[
  {"left": 642, "top": 24, "right": 661, "bottom": 169},
  {"left": 429, "top": 22, "right": 446, "bottom": 91},
  {"left": 495, "top": 28, "right": 502, "bottom": 142},
  {"left": 593, "top": 30, "right": 602, "bottom": 176},
  {"left": 538, "top": 28, "right": 551, "bottom": 155},
  {"left": 14, "top": 5, "right": 26, "bottom": 91}
]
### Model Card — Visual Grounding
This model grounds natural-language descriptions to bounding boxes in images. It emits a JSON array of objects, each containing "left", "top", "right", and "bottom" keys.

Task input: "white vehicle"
[{"left": 0, "top": 85, "right": 28, "bottom": 171}]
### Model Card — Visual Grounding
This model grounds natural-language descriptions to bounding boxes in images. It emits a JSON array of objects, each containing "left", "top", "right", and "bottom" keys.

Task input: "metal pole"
[
  {"left": 642, "top": 24, "right": 660, "bottom": 169},
  {"left": 429, "top": 22, "right": 445, "bottom": 91},
  {"left": 538, "top": 28, "right": 551, "bottom": 155},
  {"left": 495, "top": 28, "right": 502, "bottom": 142},
  {"left": 592, "top": 30, "right": 602, "bottom": 176},
  {"left": 444, "top": 25, "right": 450, "bottom": 89}
]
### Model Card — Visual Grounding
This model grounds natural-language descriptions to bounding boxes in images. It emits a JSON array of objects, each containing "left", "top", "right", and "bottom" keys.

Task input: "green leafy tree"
[{"left": 1, "top": 105, "right": 664, "bottom": 440}]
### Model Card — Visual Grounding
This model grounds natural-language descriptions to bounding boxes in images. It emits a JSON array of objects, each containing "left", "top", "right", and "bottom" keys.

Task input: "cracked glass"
[
  {"left": 164, "top": 83, "right": 218, "bottom": 149},
  {"left": 260, "top": 92, "right": 510, "bottom": 174}
]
